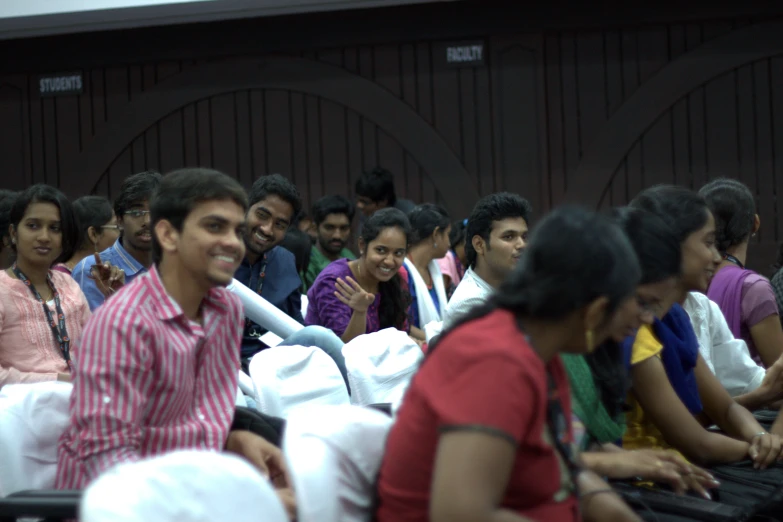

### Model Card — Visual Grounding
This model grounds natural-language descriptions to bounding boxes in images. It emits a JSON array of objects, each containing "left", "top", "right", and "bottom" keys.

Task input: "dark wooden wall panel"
[{"left": 5, "top": 10, "right": 783, "bottom": 268}]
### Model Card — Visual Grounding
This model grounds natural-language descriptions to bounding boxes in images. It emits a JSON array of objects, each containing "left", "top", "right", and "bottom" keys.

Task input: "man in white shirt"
[
  {"left": 443, "top": 192, "right": 531, "bottom": 330},
  {"left": 684, "top": 291, "right": 783, "bottom": 409}
]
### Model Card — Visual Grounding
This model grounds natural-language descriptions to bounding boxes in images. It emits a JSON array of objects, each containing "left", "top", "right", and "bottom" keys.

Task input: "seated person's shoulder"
[{"left": 630, "top": 324, "right": 663, "bottom": 364}]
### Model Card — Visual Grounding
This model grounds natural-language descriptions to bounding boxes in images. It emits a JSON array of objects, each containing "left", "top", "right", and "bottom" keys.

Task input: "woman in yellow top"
[{"left": 624, "top": 185, "right": 783, "bottom": 469}]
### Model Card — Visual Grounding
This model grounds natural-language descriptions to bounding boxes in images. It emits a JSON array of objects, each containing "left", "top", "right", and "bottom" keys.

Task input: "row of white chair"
[
  {"left": 245, "top": 328, "right": 423, "bottom": 419},
  {"left": 0, "top": 382, "right": 392, "bottom": 522}
]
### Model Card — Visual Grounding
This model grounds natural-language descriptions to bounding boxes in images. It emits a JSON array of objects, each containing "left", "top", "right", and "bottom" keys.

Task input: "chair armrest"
[{"left": 0, "top": 489, "right": 80, "bottom": 521}]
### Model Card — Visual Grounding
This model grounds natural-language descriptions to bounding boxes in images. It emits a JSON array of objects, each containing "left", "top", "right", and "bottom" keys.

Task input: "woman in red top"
[{"left": 377, "top": 206, "right": 645, "bottom": 522}]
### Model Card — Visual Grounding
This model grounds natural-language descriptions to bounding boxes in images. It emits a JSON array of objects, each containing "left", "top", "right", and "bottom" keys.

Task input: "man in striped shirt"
[{"left": 56, "top": 169, "right": 291, "bottom": 505}]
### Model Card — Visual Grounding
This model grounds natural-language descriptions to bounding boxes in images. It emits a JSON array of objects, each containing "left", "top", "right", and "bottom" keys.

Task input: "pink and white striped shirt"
[{"left": 55, "top": 265, "right": 243, "bottom": 490}]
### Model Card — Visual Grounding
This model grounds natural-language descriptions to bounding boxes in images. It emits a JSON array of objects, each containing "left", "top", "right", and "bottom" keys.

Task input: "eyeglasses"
[
  {"left": 101, "top": 225, "right": 122, "bottom": 232},
  {"left": 125, "top": 210, "right": 150, "bottom": 219}
]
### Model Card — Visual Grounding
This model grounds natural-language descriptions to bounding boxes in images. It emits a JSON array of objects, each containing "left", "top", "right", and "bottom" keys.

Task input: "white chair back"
[
  {"left": 248, "top": 345, "right": 350, "bottom": 418},
  {"left": 283, "top": 405, "right": 393, "bottom": 522},
  {"left": 81, "top": 450, "right": 288, "bottom": 522},
  {"left": 342, "top": 328, "right": 423, "bottom": 406},
  {"left": 0, "top": 381, "right": 73, "bottom": 496}
]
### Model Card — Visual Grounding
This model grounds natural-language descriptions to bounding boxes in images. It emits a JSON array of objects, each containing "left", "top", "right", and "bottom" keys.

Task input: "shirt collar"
[
  {"left": 145, "top": 264, "right": 231, "bottom": 323},
  {"left": 466, "top": 267, "right": 494, "bottom": 292},
  {"left": 113, "top": 238, "right": 146, "bottom": 275}
]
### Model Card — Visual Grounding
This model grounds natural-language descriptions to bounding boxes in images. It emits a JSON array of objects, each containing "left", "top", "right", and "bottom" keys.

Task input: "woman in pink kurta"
[{"left": 0, "top": 184, "right": 91, "bottom": 387}]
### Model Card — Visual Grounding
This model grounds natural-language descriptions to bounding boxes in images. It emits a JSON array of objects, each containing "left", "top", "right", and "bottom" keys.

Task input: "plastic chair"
[
  {"left": 283, "top": 405, "right": 393, "bottom": 522},
  {"left": 248, "top": 345, "right": 350, "bottom": 418},
  {"left": 0, "top": 381, "right": 80, "bottom": 521},
  {"left": 342, "top": 328, "right": 423, "bottom": 406}
]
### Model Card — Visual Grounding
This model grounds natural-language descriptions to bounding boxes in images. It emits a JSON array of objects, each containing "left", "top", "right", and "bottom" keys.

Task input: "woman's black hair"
[
  {"left": 611, "top": 207, "right": 682, "bottom": 285},
  {"left": 407, "top": 203, "right": 451, "bottom": 246},
  {"left": 0, "top": 190, "right": 18, "bottom": 253},
  {"left": 448, "top": 219, "right": 467, "bottom": 250},
  {"left": 583, "top": 207, "right": 682, "bottom": 417},
  {"left": 698, "top": 178, "right": 756, "bottom": 253},
  {"left": 628, "top": 184, "right": 710, "bottom": 244},
  {"left": 359, "top": 207, "right": 413, "bottom": 330},
  {"left": 429, "top": 205, "right": 641, "bottom": 355},
  {"left": 9, "top": 184, "right": 79, "bottom": 265},
  {"left": 280, "top": 228, "right": 313, "bottom": 287},
  {"left": 72, "top": 196, "right": 114, "bottom": 250}
]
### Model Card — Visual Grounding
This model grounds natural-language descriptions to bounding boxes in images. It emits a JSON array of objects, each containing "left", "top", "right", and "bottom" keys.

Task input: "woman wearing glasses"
[{"left": 0, "top": 185, "right": 92, "bottom": 386}]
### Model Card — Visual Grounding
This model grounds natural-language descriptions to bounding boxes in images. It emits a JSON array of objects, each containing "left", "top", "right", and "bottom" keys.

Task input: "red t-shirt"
[{"left": 376, "top": 309, "right": 580, "bottom": 522}]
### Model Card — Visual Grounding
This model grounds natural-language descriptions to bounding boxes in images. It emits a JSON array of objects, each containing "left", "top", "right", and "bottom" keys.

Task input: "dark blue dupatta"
[{"left": 622, "top": 303, "right": 702, "bottom": 415}]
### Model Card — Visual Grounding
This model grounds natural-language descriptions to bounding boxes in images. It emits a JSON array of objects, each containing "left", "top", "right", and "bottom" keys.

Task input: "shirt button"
[
  {"left": 198, "top": 414, "right": 206, "bottom": 421},
  {"left": 103, "top": 396, "right": 111, "bottom": 404}
]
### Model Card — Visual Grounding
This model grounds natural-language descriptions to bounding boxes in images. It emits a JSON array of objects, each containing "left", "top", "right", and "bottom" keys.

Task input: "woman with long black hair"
[
  {"left": 568, "top": 207, "right": 718, "bottom": 498},
  {"left": 377, "top": 206, "right": 644, "bottom": 522},
  {"left": 306, "top": 208, "right": 412, "bottom": 343}
]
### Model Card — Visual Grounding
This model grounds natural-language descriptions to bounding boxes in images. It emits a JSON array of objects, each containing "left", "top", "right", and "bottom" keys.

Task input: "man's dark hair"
[
  {"left": 151, "top": 168, "right": 249, "bottom": 265},
  {"left": 72, "top": 196, "right": 114, "bottom": 250},
  {"left": 248, "top": 174, "right": 302, "bottom": 220},
  {"left": 699, "top": 178, "right": 756, "bottom": 253},
  {"left": 114, "top": 170, "right": 163, "bottom": 218},
  {"left": 311, "top": 195, "right": 355, "bottom": 225},
  {"left": 9, "top": 184, "right": 80, "bottom": 264},
  {"left": 280, "top": 228, "right": 313, "bottom": 283},
  {"left": 355, "top": 167, "right": 397, "bottom": 206},
  {"left": 464, "top": 192, "right": 532, "bottom": 268},
  {"left": 0, "top": 190, "right": 19, "bottom": 252}
]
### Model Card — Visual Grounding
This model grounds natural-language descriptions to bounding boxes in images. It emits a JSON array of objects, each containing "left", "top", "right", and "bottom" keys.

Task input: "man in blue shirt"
[
  {"left": 73, "top": 171, "right": 163, "bottom": 311},
  {"left": 236, "top": 174, "right": 348, "bottom": 388}
]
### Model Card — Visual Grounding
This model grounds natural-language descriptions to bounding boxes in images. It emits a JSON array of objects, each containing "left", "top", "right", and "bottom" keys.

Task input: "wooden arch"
[
  {"left": 63, "top": 57, "right": 478, "bottom": 216},
  {"left": 563, "top": 19, "right": 783, "bottom": 207}
]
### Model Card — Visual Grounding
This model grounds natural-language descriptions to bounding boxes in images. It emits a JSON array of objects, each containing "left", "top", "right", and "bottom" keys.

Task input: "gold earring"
[{"left": 585, "top": 329, "right": 595, "bottom": 352}]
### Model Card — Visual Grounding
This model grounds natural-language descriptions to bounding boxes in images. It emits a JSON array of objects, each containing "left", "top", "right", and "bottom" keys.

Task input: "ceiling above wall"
[{"left": 0, "top": 0, "right": 459, "bottom": 40}]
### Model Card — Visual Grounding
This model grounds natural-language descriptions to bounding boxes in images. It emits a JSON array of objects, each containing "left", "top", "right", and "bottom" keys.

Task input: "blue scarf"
[{"left": 622, "top": 304, "right": 702, "bottom": 415}]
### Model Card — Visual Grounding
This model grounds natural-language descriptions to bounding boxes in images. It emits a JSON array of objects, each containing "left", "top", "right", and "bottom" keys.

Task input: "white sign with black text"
[
  {"left": 445, "top": 42, "right": 485, "bottom": 68},
  {"left": 39, "top": 72, "right": 83, "bottom": 97}
]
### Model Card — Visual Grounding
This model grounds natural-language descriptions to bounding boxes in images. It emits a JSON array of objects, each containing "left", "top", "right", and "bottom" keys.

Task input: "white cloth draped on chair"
[
  {"left": 0, "top": 381, "right": 73, "bottom": 496},
  {"left": 342, "top": 328, "right": 423, "bottom": 406},
  {"left": 283, "top": 405, "right": 393, "bottom": 522},
  {"left": 248, "top": 345, "right": 350, "bottom": 418},
  {"left": 81, "top": 450, "right": 288, "bottom": 522}
]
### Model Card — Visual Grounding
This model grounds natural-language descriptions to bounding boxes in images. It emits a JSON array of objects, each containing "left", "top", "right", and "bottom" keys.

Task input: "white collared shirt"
[
  {"left": 683, "top": 291, "right": 765, "bottom": 397},
  {"left": 442, "top": 267, "right": 495, "bottom": 330}
]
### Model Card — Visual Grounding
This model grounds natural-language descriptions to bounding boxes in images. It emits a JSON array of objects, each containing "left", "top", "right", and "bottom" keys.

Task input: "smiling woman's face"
[{"left": 680, "top": 210, "right": 722, "bottom": 293}]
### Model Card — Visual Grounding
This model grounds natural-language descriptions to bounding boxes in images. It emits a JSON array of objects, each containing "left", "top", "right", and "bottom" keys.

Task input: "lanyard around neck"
[
  {"left": 723, "top": 253, "right": 745, "bottom": 269},
  {"left": 11, "top": 264, "right": 71, "bottom": 370}
]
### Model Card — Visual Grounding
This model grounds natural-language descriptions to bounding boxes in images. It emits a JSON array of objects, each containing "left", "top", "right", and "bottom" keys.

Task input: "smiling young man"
[
  {"left": 442, "top": 192, "right": 532, "bottom": 329},
  {"left": 304, "top": 195, "right": 356, "bottom": 290},
  {"left": 236, "top": 174, "right": 349, "bottom": 387},
  {"left": 72, "top": 170, "right": 162, "bottom": 311},
  {"left": 56, "top": 169, "right": 291, "bottom": 501}
]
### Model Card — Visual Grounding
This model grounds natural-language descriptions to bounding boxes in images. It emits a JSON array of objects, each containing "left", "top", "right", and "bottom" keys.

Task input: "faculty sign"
[
  {"left": 39, "top": 72, "right": 84, "bottom": 97},
  {"left": 445, "top": 41, "right": 485, "bottom": 68}
]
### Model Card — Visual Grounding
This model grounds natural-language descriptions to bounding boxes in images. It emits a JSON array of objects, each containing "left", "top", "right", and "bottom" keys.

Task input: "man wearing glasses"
[{"left": 73, "top": 171, "right": 163, "bottom": 311}]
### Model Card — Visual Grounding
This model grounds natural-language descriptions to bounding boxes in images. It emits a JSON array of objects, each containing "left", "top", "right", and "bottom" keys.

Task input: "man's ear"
[
  {"left": 472, "top": 234, "right": 485, "bottom": 257},
  {"left": 155, "top": 219, "right": 180, "bottom": 257}
]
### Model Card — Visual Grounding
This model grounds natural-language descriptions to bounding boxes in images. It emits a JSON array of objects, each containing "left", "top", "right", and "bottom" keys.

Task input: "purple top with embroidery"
[{"left": 306, "top": 259, "right": 383, "bottom": 336}]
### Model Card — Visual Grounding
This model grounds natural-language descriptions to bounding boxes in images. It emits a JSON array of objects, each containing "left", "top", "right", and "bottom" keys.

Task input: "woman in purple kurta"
[
  {"left": 701, "top": 179, "right": 783, "bottom": 368},
  {"left": 306, "top": 209, "right": 411, "bottom": 342}
]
